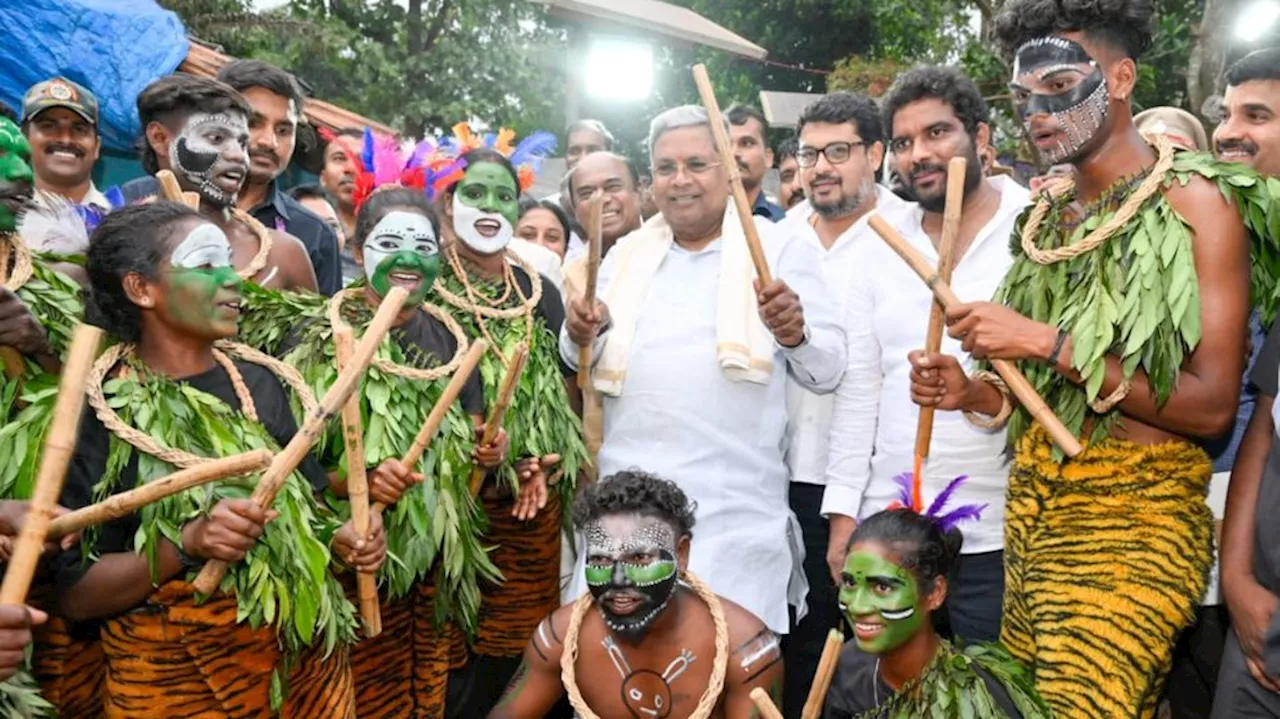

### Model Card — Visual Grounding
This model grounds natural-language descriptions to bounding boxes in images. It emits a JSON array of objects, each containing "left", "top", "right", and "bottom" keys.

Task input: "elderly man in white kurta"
[{"left": 559, "top": 105, "right": 846, "bottom": 633}]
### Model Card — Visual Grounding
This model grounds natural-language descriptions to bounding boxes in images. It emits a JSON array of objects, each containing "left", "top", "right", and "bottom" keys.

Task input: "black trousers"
[
  {"left": 940, "top": 549, "right": 1005, "bottom": 644},
  {"left": 784, "top": 482, "right": 842, "bottom": 719},
  {"left": 1165, "top": 605, "right": 1228, "bottom": 719}
]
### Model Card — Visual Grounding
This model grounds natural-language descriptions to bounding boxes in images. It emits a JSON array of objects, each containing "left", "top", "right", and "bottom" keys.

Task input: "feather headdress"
[
  {"left": 19, "top": 187, "right": 124, "bottom": 255},
  {"left": 887, "top": 472, "right": 986, "bottom": 533},
  {"left": 342, "top": 127, "right": 465, "bottom": 212},
  {"left": 428, "top": 121, "right": 557, "bottom": 196}
]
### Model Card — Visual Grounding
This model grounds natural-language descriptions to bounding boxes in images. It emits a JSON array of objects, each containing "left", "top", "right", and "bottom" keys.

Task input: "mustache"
[
  {"left": 1217, "top": 139, "right": 1257, "bottom": 156},
  {"left": 809, "top": 172, "right": 840, "bottom": 185},
  {"left": 43, "top": 143, "right": 84, "bottom": 158},
  {"left": 249, "top": 148, "right": 279, "bottom": 160},
  {"left": 908, "top": 162, "right": 946, "bottom": 184}
]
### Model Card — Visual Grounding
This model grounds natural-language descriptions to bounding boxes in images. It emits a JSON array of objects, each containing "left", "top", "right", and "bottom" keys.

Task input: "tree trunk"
[{"left": 1188, "top": 0, "right": 1241, "bottom": 119}]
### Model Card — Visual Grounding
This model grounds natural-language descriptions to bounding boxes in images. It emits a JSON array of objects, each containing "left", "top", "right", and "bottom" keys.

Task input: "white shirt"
[
  {"left": 507, "top": 237, "right": 565, "bottom": 296},
  {"left": 783, "top": 186, "right": 916, "bottom": 486},
  {"left": 822, "top": 175, "right": 1030, "bottom": 554},
  {"left": 560, "top": 215, "right": 847, "bottom": 632}
]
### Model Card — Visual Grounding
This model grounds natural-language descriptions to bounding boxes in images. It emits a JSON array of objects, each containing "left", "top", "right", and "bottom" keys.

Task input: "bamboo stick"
[
  {"left": 192, "top": 286, "right": 409, "bottom": 595},
  {"left": 0, "top": 347, "right": 24, "bottom": 379},
  {"left": 748, "top": 688, "right": 785, "bottom": 719},
  {"left": 369, "top": 339, "right": 488, "bottom": 516},
  {"left": 913, "top": 156, "right": 967, "bottom": 489},
  {"left": 334, "top": 325, "right": 381, "bottom": 637},
  {"left": 868, "top": 215, "right": 1084, "bottom": 457},
  {"left": 155, "top": 170, "right": 185, "bottom": 203},
  {"left": 0, "top": 324, "right": 102, "bottom": 604},
  {"left": 577, "top": 191, "right": 605, "bottom": 390},
  {"left": 801, "top": 629, "right": 845, "bottom": 719},
  {"left": 691, "top": 64, "right": 773, "bottom": 286},
  {"left": 467, "top": 344, "right": 529, "bottom": 498},
  {"left": 47, "top": 450, "right": 272, "bottom": 539}
]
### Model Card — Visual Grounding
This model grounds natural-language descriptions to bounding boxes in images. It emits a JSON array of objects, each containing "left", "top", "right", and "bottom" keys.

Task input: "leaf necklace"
[
  {"left": 327, "top": 287, "right": 469, "bottom": 382},
  {"left": 436, "top": 245, "right": 541, "bottom": 365}
]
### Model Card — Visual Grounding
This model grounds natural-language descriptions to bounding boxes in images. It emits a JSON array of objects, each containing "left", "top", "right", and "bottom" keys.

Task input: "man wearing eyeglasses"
[
  {"left": 823, "top": 66, "right": 1030, "bottom": 646},
  {"left": 559, "top": 104, "right": 846, "bottom": 646}
]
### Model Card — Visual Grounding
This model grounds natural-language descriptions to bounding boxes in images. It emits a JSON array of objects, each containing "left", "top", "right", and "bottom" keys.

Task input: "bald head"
[{"left": 569, "top": 152, "right": 642, "bottom": 244}]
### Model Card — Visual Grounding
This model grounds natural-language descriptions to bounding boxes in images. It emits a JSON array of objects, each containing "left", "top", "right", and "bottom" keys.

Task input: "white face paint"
[
  {"left": 170, "top": 223, "right": 233, "bottom": 269},
  {"left": 168, "top": 112, "right": 250, "bottom": 206},
  {"left": 361, "top": 211, "right": 438, "bottom": 284},
  {"left": 451, "top": 193, "right": 514, "bottom": 254}
]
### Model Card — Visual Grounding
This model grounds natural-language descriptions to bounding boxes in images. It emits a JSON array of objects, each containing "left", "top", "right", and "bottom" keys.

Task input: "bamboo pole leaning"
[
  {"left": 577, "top": 191, "right": 605, "bottom": 390},
  {"left": 801, "top": 629, "right": 846, "bottom": 719},
  {"left": 47, "top": 450, "right": 272, "bottom": 540},
  {"left": 748, "top": 689, "right": 785, "bottom": 719},
  {"left": 913, "top": 156, "right": 967, "bottom": 489},
  {"left": 192, "top": 286, "right": 410, "bottom": 595},
  {"left": 334, "top": 325, "right": 381, "bottom": 637},
  {"left": 467, "top": 343, "right": 529, "bottom": 498},
  {"left": 691, "top": 64, "right": 773, "bottom": 286},
  {"left": 867, "top": 216, "right": 1084, "bottom": 458},
  {"left": 0, "top": 324, "right": 102, "bottom": 603}
]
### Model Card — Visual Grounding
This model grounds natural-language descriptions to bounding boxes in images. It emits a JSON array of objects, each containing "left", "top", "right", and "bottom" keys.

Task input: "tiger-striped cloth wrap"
[
  {"left": 1003, "top": 426, "right": 1214, "bottom": 719},
  {"left": 32, "top": 614, "right": 105, "bottom": 717},
  {"left": 99, "top": 581, "right": 355, "bottom": 719},
  {"left": 474, "top": 491, "right": 564, "bottom": 658}
]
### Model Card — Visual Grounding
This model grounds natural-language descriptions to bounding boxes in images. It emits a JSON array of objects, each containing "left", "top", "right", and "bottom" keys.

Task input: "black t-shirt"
[
  {"left": 54, "top": 360, "right": 329, "bottom": 596},
  {"left": 509, "top": 265, "right": 572, "bottom": 378},
  {"left": 822, "top": 641, "right": 1024, "bottom": 719}
]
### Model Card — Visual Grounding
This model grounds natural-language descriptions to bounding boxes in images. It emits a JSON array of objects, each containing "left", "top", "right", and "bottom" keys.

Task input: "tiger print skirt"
[
  {"left": 474, "top": 491, "right": 563, "bottom": 659},
  {"left": 32, "top": 614, "right": 105, "bottom": 717},
  {"left": 99, "top": 581, "right": 355, "bottom": 719},
  {"left": 1002, "top": 427, "right": 1214, "bottom": 719}
]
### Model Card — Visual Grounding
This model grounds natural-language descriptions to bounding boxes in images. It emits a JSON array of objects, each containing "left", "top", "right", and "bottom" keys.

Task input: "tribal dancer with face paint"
[
  {"left": 905, "top": 0, "right": 1280, "bottom": 716},
  {"left": 133, "top": 74, "right": 319, "bottom": 293},
  {"left": 270, "top": 132, "right": 509, "bottom": 716},
  {"left": 28, "top": 202, "right": 387, "bottom": 718},
  {"left": 488, "top": 470, "right": 783, "bottom": 719},
  {"left": 823, "top": 484, "right": 1049, "bottom": 719},
  {"left": 426, "top": 125, "right": 588, "bottom": 716}
]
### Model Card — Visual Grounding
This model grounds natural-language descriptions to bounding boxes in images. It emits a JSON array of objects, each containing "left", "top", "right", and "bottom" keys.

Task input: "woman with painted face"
[
  {"left": 824, "top": 507, "right": 1050, "bottom": 719},
  {"left": 434, "top": 142, "right": 588, "bottom": 716},
  {"left": 274, "top": 185, "right": 510, "bottom": 718},
  {"left": 40, "top": 202, "right": 385, "bottom": 718}
]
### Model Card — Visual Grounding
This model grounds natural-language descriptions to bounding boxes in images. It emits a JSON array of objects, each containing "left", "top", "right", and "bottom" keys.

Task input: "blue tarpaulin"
[{"left": 0, "top": 0, "right": 189, "bottom": 152}]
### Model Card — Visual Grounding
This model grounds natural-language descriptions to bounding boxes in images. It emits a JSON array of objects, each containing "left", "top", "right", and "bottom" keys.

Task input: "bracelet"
[
  {"left": 962, "top": 370, "right": 1014, "bottom": 429},
  {"left": 1088, "top": 378, "right": 1132, "bottom": 413},
  {"left": 1047, "top": 328, "right": 1069, "bottom": 367}
]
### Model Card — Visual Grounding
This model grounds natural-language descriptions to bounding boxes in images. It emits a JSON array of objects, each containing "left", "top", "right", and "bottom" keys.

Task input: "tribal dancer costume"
[{"left": 985, "top": 34, "right": 1280, "bottom": 719}]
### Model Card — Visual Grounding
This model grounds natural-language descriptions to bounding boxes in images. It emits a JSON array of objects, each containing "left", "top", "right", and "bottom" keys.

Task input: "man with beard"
[
  {"left": 320, "top": 127, "right": 364, "bottom": 241},
  {"left": 135, "top": 74, "right": 318, "bottom": 292},
  {"left": 728, "top": 104, "right": 784, "bottom": 222},
  {"left": 488, "top": 470, "right": 783, "bottom": 719},
  {"left": 776, "top": 137, "right": 805, "bottom": 212},
  {"left": 824, "top": 66, "right": 1028, "bottom": 647},
  {"left": 908, "top": 0, "right": 1268, "bottom": 714},
  {"left": 779, "top": 89, "right": 912, "bottom": 718}
]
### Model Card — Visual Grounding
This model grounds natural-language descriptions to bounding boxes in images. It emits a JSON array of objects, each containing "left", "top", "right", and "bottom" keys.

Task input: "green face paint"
[
  {"left": 0, "top": 116, "right": 34, "bottom": 232},
  {"left": 163, "top": 222, "right": 242, "bottom": 340},
  {"left": 370, "top": 252, "right": 440, "bottom": 305},
  {"left": 839, "top": 548, "right": 925, "bottom": 654},
  {"left": 455, "top": 163, "right": 520, "bottom": 224},
  {"left": 362, "top": 211, "right": 440, "bottom": 305}
]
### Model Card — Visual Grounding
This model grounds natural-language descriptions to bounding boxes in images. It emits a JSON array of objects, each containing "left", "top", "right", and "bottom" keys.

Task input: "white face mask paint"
[
  {"left": 362, "top": 211, "right": 438, "bottom": 285},
  {"left": 170, "top": 223, "right": 233, "bottom": 269},
  {"left": 451, "top": 193, "right": 513, "bottom": 255},
  {"left": 168, "top": 112, "right": 249, "bottom": 206}
]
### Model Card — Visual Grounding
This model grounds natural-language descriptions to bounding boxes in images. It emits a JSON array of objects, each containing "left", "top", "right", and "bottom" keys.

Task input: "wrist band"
[
  {"left": 1047, "top": 328, "right": 1069, "bottom": 367},
  {"left": 963, "top": 370, "right": 1014, "bottom": 429}
]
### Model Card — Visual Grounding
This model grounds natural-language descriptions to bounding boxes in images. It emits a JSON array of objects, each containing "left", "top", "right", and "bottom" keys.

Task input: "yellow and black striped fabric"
[
  {"left": 1003, "top": 427, "right": 1214, "bottom": 719},
  {"left": 32, "top": 614, "right": 105, "bottom": 717},
  {"left": 99, "top": 581, "right": 355, "bottom": 719}
]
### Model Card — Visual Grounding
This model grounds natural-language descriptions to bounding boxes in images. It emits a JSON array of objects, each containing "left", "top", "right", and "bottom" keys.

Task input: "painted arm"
[
  {"left": 487, "top": 614, "right": 568, "bottom": 719},
  {"left": 723, "top": 621, "right": 784, "bottom": 719}
]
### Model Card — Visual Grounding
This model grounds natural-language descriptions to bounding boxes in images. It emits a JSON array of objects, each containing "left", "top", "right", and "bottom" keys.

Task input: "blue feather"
[
  {"left": 102, "top": 185, "right": 125, "bottom": 210},
  {"left": 360, "top": 127, "right": 376, "bottom": 172},
  {"left": 482, "top": 132, "right": 497, "bottom": 148},
  {"left": 510, "top": 131, "right": 558, "bottom": 167},
  {"left": 934, "top": 504, "right": 987, "bottom": 533},
  {"left": 924, "top": 475, "right": 970, "bottom": 518}
]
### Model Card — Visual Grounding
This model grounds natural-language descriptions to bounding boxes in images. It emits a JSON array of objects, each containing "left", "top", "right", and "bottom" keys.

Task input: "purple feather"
[
  {"left": 933, "top": 503, "right": 987, "bottom": 533},
  {"left": 360, "top": 127, "right": 376, "bottom": 173},
  {"left": 924, "top": 474, "right": 970, "bottom": 518},
  {"left": 891, "top": 473, "right": 913, "bottom": 508},
  {"left": 405, "top": 138, "right": 438, "bottom": 171},
  {"left": 510, "top": 131, "right": 558, "bottom": 167}
]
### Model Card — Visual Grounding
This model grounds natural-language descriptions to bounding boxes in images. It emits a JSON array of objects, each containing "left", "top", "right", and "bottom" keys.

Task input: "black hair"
[
  {"left": 881, "top": 65, "right": 990, "bottom": 137},
  {"left": 86, "top": 202, "right": 204, "bottom": 342},
  {"left": 216, "top": 59, "right": 306, "bottom": 111},
  {"left": 352, "top": 187, "right": 439, "bottom": 249},
  {"left": 846, "top": 509, "right": 963, "bottom": 593},
  {"left": 322, "top": 127, "right": 364, "bottom": 154},
  {"left": 797, "top": 91, "right": 884, "bottom": 145},
  {"left": 564, "top": 151, "right": 641, "bottom": 202},
  {"left": 445, "top": 147, "right": 520, "bottom": 197},
  {"left": 573, "top": 470, "right": 698, "bottom": 539},
  {"left": 1226, "top": 48, "right": 1280, "bottom": 87},
  {"left": 776, "top": 136, "right": 799, "bottom": 163},
  {"left": 289, "top": 183, "right": 335, "bottom": 204},
  {"left": 726, "top": 103, "right": 769, "bottom": 141},
  {"left": 518, "top": 197, "right": 572, "bottom": 241},
  {"left": 993, "top": 0, "right": 1154, "bottom": 61},
  {"left": 136, "top": 73, "right": 252, "bottom": 175},
  {"left": 0, "top": 102, "right": 15, "bottom": 123},
  {"left": 565, "top": 119, "right": 615, "bottom": 149}
]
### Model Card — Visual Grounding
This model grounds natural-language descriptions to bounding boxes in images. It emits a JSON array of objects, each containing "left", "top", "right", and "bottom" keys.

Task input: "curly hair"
[
  {"left": 86, "top": 202, "right": 205, "bottom": 342},
  {"left": 881, "top": 65, "right": 989, "bottom": 137},
  {"left": 136, "top": 73, "right": 252, "bottom": 175},
  {"left": 846, "top": 508, "right": 963, "bottom": 593},
  {"left": 797, "top": 91, "right": 883, "bottom": 145},
  {"left": 993, "top": 0, "right": 1154, "bottom": 61},
  {"left": 573, "top": 470, "right": 698, "bottom": 538}
]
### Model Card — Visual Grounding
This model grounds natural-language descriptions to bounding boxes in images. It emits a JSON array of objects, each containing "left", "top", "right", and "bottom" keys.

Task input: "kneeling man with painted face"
[{"left": 488, "top": 470, "right": 783, "bottom": 719}]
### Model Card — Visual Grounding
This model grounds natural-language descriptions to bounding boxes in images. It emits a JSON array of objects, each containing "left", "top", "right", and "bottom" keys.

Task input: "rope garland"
[
  {"left": 560, "top": 571, "right": 730, "bottom": 719},
  {"left": 0, "top": 232, "right": 34, "bottom": 292},
  {"left": 1020, "top": 134, "right": 1176, "bottom": 265},
  {"left": 436, "top": 245, "right": 541, "bottom": 365},
  {"left": 326, "top": 287, "right": 469, "bottom": 381},
  {"left": 231, "top": 208, "right": 273, "bottom": 281}
]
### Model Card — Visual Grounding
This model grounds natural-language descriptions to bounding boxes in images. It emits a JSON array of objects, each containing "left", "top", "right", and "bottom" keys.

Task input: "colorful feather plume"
[
  {"left": 885, "top": 471, "right": 986, "bottom": 533},
  {"left": 424, "top": 122, "right": 557, "bottom": 195}
]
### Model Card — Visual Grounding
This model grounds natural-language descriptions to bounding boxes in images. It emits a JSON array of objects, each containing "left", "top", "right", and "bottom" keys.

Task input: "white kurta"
[{"left": 560, "top": 214, "right": 846, "bottom": 632}]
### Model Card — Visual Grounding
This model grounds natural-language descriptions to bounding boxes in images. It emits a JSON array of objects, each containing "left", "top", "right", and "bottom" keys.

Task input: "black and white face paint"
[
  {"left": 169, "top": 112, "right": 250, "bottom": 206},
  {"left": 1011, "top": 36, "right": 1110, "bottom": 164},
  {"left": 584, "top": 515, "right": 680, "bottom": 641},
  {"left": 170, "top": 223, "right": 233, "bottom": 269}
]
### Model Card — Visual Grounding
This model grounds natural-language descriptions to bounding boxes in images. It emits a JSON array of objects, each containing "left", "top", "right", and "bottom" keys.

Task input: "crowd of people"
[{"left": 0, "top": 0, "right": 1279, "bottom": 716}]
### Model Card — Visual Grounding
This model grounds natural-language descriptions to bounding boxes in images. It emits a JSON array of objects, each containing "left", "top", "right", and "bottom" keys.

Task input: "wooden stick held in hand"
[
  {"left": 0, "top": 324, "right": 102, "bottom": 604},
  {"left": 913, "top": 156, "right": 967, "bottom": 486},
  {"left": 467, "top": 344, "right": 529, "bottom": 498},
  {"left": 577, "top": 191, "right": 605, "bottom": 390},
  {"left": 334, "top": 325, "right": 381, "bottom": 637},
  {"left": 868, "top": 215, "right": 1084, "bottom": 457},
  {"left": 692, "top": 64, "right": 772, "bottom": 286},
  {"left": 748, "top": 688, "right": 785, "bottom": 719},
  {"left": 801, "top": 629, "right": 845, "bottom": 719},
  {"left": 192, "top": 287, "right": 410, "bottom": 595},
  {"left": 0, "top": 348, "right": 24, "bottom": 380}
]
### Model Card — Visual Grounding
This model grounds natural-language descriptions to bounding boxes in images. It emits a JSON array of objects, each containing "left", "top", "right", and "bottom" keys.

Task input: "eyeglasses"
[
  {"left": 796, "top": 141, "right": 867, "bottom": 168},
  {"left": 652, "top": 158, "right": 723, "bottom": 178}
]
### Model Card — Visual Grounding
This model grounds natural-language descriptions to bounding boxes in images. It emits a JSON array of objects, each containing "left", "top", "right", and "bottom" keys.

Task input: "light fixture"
[
  {"left": 584, "top": 37, "right": 654, "bottom": 102},
  {"left": 1236, "top": 0, "right": 1280, "bottom": 42}
]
